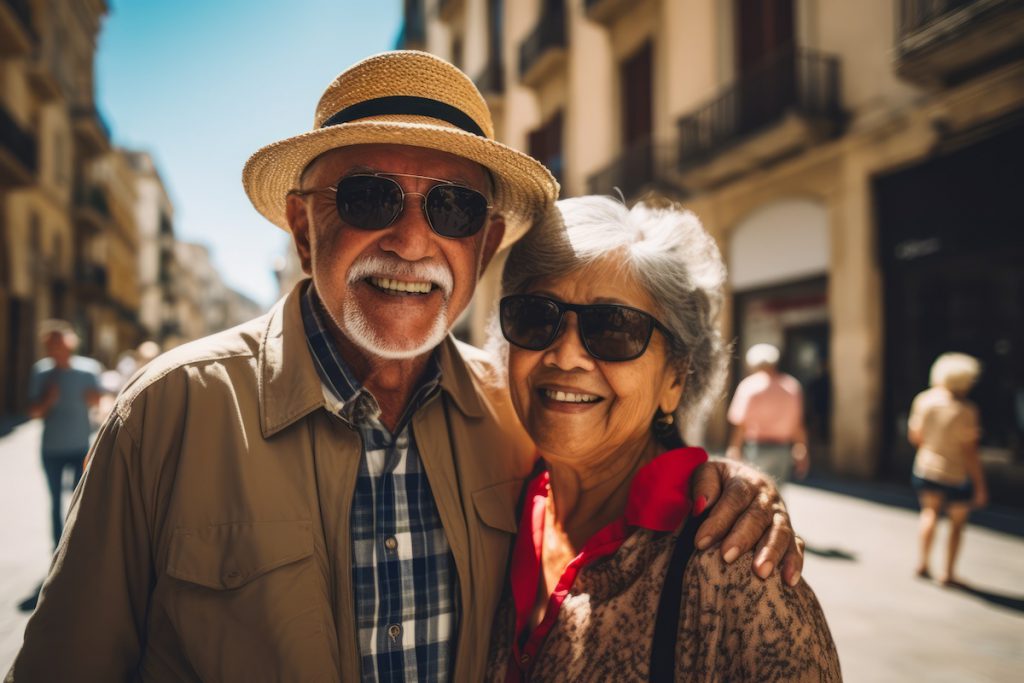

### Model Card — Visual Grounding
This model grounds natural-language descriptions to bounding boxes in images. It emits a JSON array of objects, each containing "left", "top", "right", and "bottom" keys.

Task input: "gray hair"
[
  {"left": 929, "top": 352, "right": 981, "bottom": 396},
  {"left": 745, "top": 343, "right": 780, "bottom": 370},
  {"left": 495, "top": 195, "right": 728, "bottom": 438}
]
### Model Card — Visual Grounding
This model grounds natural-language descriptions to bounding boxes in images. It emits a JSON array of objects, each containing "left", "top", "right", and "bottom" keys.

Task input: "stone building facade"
[{"left": 403, "top": 0, "right": 1024, "bottom": 500}]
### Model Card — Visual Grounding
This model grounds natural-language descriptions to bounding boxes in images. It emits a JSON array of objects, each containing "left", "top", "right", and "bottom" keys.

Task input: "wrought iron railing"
[
  {"left": 518, "top": 1, "right": 566, "bottom": 80},
  {"left": 677, "top": 46, "right": 840, "bottom": 169},
  {"left": 897, "top": 0, "right": 978, "bottom": 37},
  {"left": 75, "top": 185, "right": 109, "bottom": 217},
  {"left": 587, "top": 137, "right": 660, "bottom": 198},
  {"left": 0, "top": 105, "right": 37, "bottom": 173}
]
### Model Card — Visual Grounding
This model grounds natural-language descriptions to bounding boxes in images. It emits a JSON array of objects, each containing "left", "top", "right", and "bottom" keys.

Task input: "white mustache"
[{"left": 347, "top": 255, "right": 454, "bottom": 298}]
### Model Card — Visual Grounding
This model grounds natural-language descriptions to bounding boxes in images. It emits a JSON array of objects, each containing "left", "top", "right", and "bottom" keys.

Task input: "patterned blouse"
[{"left": 486, "top": 449, "right": 842, "bottom": 682}]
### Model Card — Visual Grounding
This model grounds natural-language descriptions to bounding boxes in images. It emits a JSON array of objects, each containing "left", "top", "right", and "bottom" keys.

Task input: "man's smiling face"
[{"left": 286, "top": 143, "right": 504, "bottom": 361}]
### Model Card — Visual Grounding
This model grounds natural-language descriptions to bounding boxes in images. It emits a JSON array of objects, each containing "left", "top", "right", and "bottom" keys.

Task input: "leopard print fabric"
[{"left": 485, "top": 528, "right": 841, "bottom": 682}]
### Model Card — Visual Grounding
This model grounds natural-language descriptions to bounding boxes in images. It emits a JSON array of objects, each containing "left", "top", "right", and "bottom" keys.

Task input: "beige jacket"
[{"left": 7, "top": 281, "right": 535, "bottom": 682}]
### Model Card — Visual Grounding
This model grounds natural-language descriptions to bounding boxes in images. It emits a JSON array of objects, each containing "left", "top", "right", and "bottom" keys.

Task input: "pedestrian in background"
[
  {"left": 909, "top": 352, "right": 988, "bottom": 587},
  {"left": 727, "top": 343, "right": 810, "bottom": 484},
  {"left": 95, "top": 341, "right": 162, "bottom": 425},
  {"left": 26, "top": 321, "right": 102, "bottom": 548}
]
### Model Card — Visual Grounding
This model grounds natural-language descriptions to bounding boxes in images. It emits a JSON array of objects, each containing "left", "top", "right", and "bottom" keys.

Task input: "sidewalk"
[
  {"left": 1, "top": 420, "right": 1022, "bottom": 679},
  {"left": 785, "top": 482, "right": 1024, "bottom": 682},
  {"left": 0, "top": 420, "right": 54, "bottom": 673}
]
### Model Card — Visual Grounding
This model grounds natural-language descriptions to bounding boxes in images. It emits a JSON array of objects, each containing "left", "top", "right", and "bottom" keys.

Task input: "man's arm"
[
  {"left": 690, "top": 459, "right": 805, "bottom": 586},
  {"left": 26, "top": 383, "right": 59, "bottom": 419},
  {"left": 6, "top": 414, "right": 154, "bottom": 681},
  {"left": 791, "top": 423, "right": 810, "bottom": 479}
]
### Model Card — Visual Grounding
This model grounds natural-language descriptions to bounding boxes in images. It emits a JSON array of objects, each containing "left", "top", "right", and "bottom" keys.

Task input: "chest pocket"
[
  {"left": 161, "top": 520, "right": 335, "bottom": 682},
  {"left": 471, "top": 479, "right": 521, "bottom": 536},
  {"left": 167, "top": 519, "right": 314, "bottom": 589}
]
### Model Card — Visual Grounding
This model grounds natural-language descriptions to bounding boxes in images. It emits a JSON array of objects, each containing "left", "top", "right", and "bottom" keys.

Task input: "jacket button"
[
  {"left": 387, "top": 624, "right": 401, "bottom": 642},
  {"left": 384, "top": 536, "right": 398, "bottom": 551}
]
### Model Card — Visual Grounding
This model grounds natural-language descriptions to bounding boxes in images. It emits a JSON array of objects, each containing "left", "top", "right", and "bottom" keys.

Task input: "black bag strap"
[{"left": 649, "top": 512, "right": 706, "bottom": 682}]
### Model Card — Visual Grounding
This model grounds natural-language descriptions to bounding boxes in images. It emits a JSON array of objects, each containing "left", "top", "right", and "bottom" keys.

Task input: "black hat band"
[{"left": 320, "top": 96, "right": 486, "bottom": 138}]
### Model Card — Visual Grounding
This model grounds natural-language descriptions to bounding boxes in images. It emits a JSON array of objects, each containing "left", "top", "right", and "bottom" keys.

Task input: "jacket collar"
[{"left": 258, "top": 279, "right": 485, "bottom": 438}]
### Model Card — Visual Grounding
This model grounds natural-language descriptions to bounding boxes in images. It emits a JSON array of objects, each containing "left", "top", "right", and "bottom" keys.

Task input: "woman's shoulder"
[
  {"left": 683, "top": 546, "right": 777, "bottom": 604},
  {"left": 677, "top": 547, "right": 843, "bottom": 681}
]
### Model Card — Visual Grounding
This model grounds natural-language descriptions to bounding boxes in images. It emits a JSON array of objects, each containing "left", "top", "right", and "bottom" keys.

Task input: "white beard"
[
  {"left": 336, "top": 294, "right": 450, "bottom": 360},
  {"left": 330, "top": 253, "right": 456, "bottom": 360}
]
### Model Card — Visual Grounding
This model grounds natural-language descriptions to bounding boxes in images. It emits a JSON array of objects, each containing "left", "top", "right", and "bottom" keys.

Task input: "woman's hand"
[{"left": 690, "top": 459, "right": 805, "bottom": 587}]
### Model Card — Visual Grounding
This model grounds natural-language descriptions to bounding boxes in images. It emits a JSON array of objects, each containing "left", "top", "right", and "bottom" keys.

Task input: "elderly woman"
[
  {"left": 486, "top": 197, "right": 840, "bottom": 681},
  {"left": 909, "top": 352, "right": 988, "bottom": 587}
]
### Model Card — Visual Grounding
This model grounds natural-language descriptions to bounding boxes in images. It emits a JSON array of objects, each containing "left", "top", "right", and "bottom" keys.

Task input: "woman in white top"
[{"left": 908, "top": 352, "right": 988, "bottom": 587}]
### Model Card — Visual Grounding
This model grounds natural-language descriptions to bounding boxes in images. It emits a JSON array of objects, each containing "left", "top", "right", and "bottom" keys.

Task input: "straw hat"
[{"left": 243, "top": 50, "right": 559, "bottom": 250}]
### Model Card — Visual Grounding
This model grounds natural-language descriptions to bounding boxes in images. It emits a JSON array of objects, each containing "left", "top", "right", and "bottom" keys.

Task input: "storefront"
[
  {"left": 875, "top": 119, "right": 1024, "bottom": 504},
  {"left": 728, "top": 198, "right": 832, "bottom": 465}
]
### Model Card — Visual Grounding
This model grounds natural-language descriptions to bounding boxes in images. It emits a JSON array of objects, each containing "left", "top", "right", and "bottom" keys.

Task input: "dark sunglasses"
[
  {"left": 290, "top": 172, "right": 492, "bottom": 239},
  {"left": 499, "top": 294, "right": 677, "bottom": 362}
]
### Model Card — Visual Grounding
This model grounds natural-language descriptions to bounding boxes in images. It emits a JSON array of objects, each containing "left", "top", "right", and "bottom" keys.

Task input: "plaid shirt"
[{"left": 301, "top": 284, "right": 458, "bottom": 682}]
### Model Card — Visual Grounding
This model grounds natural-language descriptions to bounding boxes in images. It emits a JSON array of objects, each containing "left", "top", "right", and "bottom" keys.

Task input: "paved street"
[{"left": 1, "top": 419, "right": 1022, "bottom": 679}]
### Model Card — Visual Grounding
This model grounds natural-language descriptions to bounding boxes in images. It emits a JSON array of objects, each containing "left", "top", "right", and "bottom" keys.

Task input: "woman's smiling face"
[{"left": 507, "top": 256, "right": 684, "bottom": 469}]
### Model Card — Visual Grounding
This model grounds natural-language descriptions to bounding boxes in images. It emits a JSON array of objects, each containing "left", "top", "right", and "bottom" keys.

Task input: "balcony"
[
  {"left": 587, "top": 137, "right": 674, "bottom": 199},
  {"left": 74, "top": 185, "right": 110, "bottom": 233},
  {"left": 895, "top": 0, "right": 1024, "bottom": 85},
  {"left": 75, "top": 262, "right": 108, "bottom": 300},
  {"left": 674, "top": 47, "right": 842, "bottom": 191},
  {"left": 519, "top": 1, "right": 567, "bottom": 88},
  {"left": 71, "top": 106, "right": 111, "bottom": 158},
  {"left": 0, "top": 0, "right": 34, "bottom": 57},
  {"left": 0, "top": 106, "right": 37, "bottom": 186},
  {"left": 584, "top": 0, "right": 633, "bottom": 26}
]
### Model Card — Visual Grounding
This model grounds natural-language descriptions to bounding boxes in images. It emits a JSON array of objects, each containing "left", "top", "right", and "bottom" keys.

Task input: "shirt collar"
[
  {"left": 257, "top": 278, "right": 487, "bottom": 438},
  {"left": 528, "top": 447, "right": 709, "bottom": 533},
  {"left": 623, "top": 447, "right": 709, "bottom": 530},
  {"left": 300, "top": 281, "right": 442, "bottom": 430},
  {"left": 508, "top": 447, "right": 708, "bottom": 670}
]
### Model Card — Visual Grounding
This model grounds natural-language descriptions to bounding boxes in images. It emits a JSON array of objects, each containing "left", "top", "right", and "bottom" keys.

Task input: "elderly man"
[
  {"left": 9, "top": 52, "right": 801, "bottom": 682},
  {"left": 727, "top": 343, "right": 811, "bottom": 484}
]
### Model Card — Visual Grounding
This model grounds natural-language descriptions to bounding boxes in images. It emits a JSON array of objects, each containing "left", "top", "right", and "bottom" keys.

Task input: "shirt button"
[
  {"left": 384, "top": 536, "right": 398, "bottom": 551},
  {"left": 388, "top": 624, "right": 402, "bottom": 641}
]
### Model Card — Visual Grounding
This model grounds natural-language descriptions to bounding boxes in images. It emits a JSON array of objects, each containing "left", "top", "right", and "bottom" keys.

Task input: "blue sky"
[{"left": 96, "top": 0, "right": 403, "bottom": 307}]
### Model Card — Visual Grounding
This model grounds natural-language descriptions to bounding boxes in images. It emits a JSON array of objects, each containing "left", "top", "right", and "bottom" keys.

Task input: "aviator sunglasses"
[
  {"left": 499, "top": 294, "right": 677, "bottom": 362},
  {"left": 290, "top": 172, "right": 492, "bottom": 239}
]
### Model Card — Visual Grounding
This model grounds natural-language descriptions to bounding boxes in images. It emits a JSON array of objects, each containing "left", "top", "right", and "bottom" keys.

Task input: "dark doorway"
[
  {"left": 783, "top": 322, "right": 831, "bottom": 466},
  {"left": 731, "top": 276, "right": 831, "bottom": 466},
  {"left": 527, "top": 109, "right": 564, "bottom": 188},
  {"left": 735, "top": 0, "right": 795, "bottom": 72},
  {"left": 875, "top": 119, "right": 1024, "bottom": 504},
  {"left": 620, "top": 40, "right": 653, "bottom": 183},
  {"left": 5, "top": 298, "right": 35, "bottom": 414},
  {"left": 734, "top": 0, "right": 797, "bottom": 133}
]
